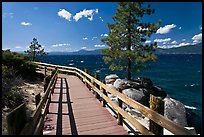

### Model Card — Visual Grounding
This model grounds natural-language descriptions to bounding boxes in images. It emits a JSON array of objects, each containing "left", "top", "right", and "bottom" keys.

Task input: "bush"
[
  {"left": 2, "top": 50, "right": 38, "bottom": 108},
  {"left": 2, "top": 64, "right": 24, "bottom": 108},
  {"left": 2, "top": 50, "right": 37, "bottom": 79},
  {"left": 2, "top": 86, "right": 24, "bottom": 109}
]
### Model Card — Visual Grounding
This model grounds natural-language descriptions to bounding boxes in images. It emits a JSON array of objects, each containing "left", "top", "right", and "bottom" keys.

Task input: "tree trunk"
[
  {"left": 126, "top": 59, "right": 131, "bottom": 80},
  {"left": 126, "top": 10, "right": 132, "bottom": 80}
]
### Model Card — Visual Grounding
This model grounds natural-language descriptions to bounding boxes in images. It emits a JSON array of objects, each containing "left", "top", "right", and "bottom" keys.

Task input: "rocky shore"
[{"left": 104, "top": 74, "right": 197, "bottom": 134}]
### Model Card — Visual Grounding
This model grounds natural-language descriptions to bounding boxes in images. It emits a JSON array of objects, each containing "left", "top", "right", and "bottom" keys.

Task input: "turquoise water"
[{"left": 39, "top": 54, "right": 202, "bottom": 134}]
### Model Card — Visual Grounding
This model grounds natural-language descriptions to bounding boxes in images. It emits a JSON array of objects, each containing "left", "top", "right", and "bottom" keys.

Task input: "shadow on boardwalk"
[{"left": 43, "top": 74, "right": 128, "bottom": 135}]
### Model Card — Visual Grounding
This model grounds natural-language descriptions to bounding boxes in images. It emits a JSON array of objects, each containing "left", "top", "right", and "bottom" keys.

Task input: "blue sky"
[{"left": 2, "top": 2, "right": 202, "bottom": 52}]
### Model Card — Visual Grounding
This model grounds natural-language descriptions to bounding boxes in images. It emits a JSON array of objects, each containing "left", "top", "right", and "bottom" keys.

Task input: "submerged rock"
[
  {"left": 105, "top": 74, "right": 119, "bottom": 84},
  {"left": 163, "top": 97, "right": 188, "bottom": 127}
]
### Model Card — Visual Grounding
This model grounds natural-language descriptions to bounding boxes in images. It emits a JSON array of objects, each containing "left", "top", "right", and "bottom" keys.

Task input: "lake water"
[{"left": 39, "top": 54, "right": 202, "bottom": 134}]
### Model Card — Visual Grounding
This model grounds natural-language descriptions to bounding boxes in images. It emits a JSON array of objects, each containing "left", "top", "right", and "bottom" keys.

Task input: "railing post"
[
  {"left": 101, "top": 80, "right": 107, "bottom": 107},
  {"left": 84, "top": 68, "right": 89, "bottom": 87},
  {"left": 44, "top": 75, "right": 51, "bottom": 92},
  {"left": 44, "top": 66, "right": 47, "bottom": 76},
  {"left": 94, "top": 72, "right": 100, "bottom": 100},
  {"left": 149, "top": 94, "right": 164, "bottom": 135},
  {"left": 35, "top": 93, "right": 41, "bottom": 107},
  {"left": 101, "top": 86, "right": 107, "bottom": 107},
  {"left": 117, "top": 88, "right": 123, "bottom": 125}
]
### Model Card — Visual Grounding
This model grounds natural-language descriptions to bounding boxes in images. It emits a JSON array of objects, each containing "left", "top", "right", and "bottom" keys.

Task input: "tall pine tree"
[
  {"left": 101, "top": 2, "right": 161, "bottom": 80},
  {"left": 25, "top": 38, "right": 47, "bottom": 61}
]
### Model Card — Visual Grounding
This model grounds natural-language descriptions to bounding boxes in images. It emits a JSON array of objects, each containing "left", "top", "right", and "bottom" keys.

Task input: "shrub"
[
  {"left": 2, "top": 50, "right": 37, "bottom": 79},
  {"left": 2, "top": 64, "right": 24, "bottom": 108}
]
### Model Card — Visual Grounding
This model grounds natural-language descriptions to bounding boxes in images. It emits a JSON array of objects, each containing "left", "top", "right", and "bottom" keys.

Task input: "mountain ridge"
[{"left": 16, "top": 43, "right": 202, "bottom": 55}]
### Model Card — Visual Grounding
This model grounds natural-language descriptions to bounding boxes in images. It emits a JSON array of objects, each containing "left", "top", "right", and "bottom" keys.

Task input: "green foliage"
[
  {"left": 25, "top": 38, "right": 47, "bottom": 61},
  {"left": 2, "top": 64, "right": 24, "bottom": 109},
  {"left": 2, "top": 50, "right": 40, "bottom": 109},
  {"left": 2, "top": 49, "right": 37, "bottom": 78},
  {"left": 101, "top": 2, "right": 161, "bottom": 80}
]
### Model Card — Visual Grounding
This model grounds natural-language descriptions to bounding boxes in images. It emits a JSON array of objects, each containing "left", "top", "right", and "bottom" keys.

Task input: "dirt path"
[{"left": 2, "top": 78, "right": 44, "bottom": 135}]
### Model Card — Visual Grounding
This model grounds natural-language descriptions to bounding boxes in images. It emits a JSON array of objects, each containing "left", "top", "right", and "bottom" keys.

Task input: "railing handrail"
[
  {"left": 32, "top": 61, "right": 194, "bottom": 135},
  {"left": 20, "top": 67, "right": 58, "bottom": 135}
]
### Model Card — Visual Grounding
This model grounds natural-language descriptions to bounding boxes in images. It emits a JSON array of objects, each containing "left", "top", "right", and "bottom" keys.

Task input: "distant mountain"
[
  {"left": 16, "top": 43, "right": 201, "bottom": 55},
  {"left": 48, "top": 49, "right": 104, "bottom": 55},
  {"left": 155, "top": 43, "right": 202, "bottom": 54}
]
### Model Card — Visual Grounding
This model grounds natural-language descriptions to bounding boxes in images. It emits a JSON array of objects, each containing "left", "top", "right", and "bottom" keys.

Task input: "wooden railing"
[
  {"left": 31, "top": 61, "right": 195, "bottom": 135},
  {"left": 20, "top": 68, "right": 58, "bottom": 135}
]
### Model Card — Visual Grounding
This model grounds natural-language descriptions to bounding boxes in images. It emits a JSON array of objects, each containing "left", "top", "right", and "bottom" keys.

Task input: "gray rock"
[
  {"left": 113, "top": 79, "right": 141, "bottom": 90},
  {"left": 144, "top": 86, "right": 167, "bottom": 99},
  {"left": 142, "top": 77, "right": 153, "bottom": 88},
  {"left": 163, "top": 97, "right": 188, "bottom": 127},
  {"left": 3, "top": 106, "right": 10, "bottom": 112},
  {"left": 122, "top": 88, "right": 149, "bottom": 107},
  {"left": 105, "top": 74, "right": 119, "bottom": 84}
]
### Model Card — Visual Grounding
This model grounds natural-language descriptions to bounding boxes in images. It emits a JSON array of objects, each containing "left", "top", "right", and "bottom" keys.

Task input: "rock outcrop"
[
  {"left": 163, "top": 97, "right": 188, "bottom": 127},
  {"left": 104, "top": 74, "right": 188, "bottom": 128},
  {"left": 113, "top": 79, "right": 142, "bottom": 90},
  {"left": 122, "top": 88, "right": 149, "bottom": 107},
  {"left": 105, "top": 74, "right": 119, "bottom": 84}
]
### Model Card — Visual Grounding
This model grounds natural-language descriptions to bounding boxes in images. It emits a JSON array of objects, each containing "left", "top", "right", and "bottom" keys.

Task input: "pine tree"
[
  {"left": 25, "top": 38, "right": 47, "bottom": 61},
  {"left": 101, "top": 2, "right": 161, "bottom": 80}
]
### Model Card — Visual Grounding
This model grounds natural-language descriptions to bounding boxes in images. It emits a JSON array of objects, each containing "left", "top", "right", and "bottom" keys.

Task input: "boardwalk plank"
[{"left": 43, "top": 74, "right": 128, "bottom": 135}]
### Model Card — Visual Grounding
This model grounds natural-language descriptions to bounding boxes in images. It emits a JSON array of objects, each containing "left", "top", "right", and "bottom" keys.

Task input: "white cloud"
[
  {"left": 83, "top": 37, "right": 88, "bottom": 40},
  {"left": 156, "top": 24, "right": 176, "bottom": 34},
  {"left": 94, "top": 44, "right": 106, "bottom": 48},
  {"left": 154, "top": 38, "right": 171, "bottom": 43},
  {"left": 145, "top": 40, "right": 151, "bottom": 44},
  {"left": 192, "top": 33, "right": 202, "bottom": 43},
  {"left": 51, "top": 43, "right": 70, "bottom": 47},
  {"left": 15, "top": 46, "right": 22, "bottom": 49},
  {"left": 137, "top": 26, "right": 149, "bottom": 31},
  {"left": 21, "top": 21, "right": 32, "bottom": 26},
  {"left": 73, "top": 9, "right": 98, "bottom": 22},
  {"left": 3, "top": 12, "right": 14, "bottom": 19},
  {"left": 200, "top": 26, "right": 202, "bottom": 30},
  {"left": 58, "top": 9, "right": 72, "bottom": 21},
  {"left": 171, "top": 40, "right": 177, "bottom": 44},
  {"left": 179, "top": 27, "right": 182, "bottom": 30},
  {"left": 92, "top": 37, "right": 97, "bottom": 40},
  {"left": 182, "top": 39, "right": 186, "bottom": 41},
  {"left": 81, "top": 47, "right": 87, "bottom": 49},
  {"left": 158, "top": 42, "right": 191, "bottom": 49},
  {"left": 99, "top": 17, "right": 104, "bottom": 22},
  {"left": 178, "top": 42, "right": 191, "bottom": 47},
  {"left": 101, "top": 33, "right": 108, "bottom": 37}
]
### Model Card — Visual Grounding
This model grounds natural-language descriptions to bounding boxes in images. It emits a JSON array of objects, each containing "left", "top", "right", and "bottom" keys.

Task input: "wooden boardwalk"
[{"left": 43, "top": 74, "right": 128, "bottom": 135}]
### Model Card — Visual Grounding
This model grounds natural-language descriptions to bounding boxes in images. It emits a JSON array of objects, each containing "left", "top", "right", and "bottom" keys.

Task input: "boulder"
[
  {"left": 113, "top": 79, "right": 142, "bottom": 90},
  {"left": 144, "top": 86, "right": 167, "bottom": 99},
  {"left": 105, "top": 74, "right": 119, "bottom": 84},
  {"left": 142, "top": 77, "right": 153, "bottom": 88},
  {"left": 122, "top": 88, "right": 149, "bottom": 107},
  {"left": 163, "top": 97, "right": 188, "bottom": 127},
  {"left": 132, "top": 77, "right": 142, "bottom": 84}
]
